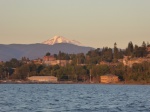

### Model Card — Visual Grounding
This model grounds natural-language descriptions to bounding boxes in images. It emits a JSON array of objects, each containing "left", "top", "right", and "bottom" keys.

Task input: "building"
[
  {"left": 43, "top": 56, "right": 72, "bottom": 66},
  {"left": 57, "top": 60, "right": 72, "bottom": 66},
  {"left": 100, "top": 74, "right": 119, "bottom": 83},
  {"left": 43, "top": 56, "right": 56, "bottom": 61},
  {"left": 147, "top": 47, "right": 150, "bottom": 58},
  {"left": 32, "top": 58, "right": 43, "bottom": 64},
  {"left": 147, "top": 47, "right": 150, "bottom": 52},
  {"left": 27, "top": 76, "right": 58, "bottom": 82},
  {"left": 100, "top": 61, "right": 110, "bottom": 65},
  {"left": 122, "top": 56, "right": 150, "bottom": 67},
  {"left": 43, "top": 56, "right": 57, "bottom": 65},
  {"left": 100, "top": 61, "right": 118, "bottom": 66}
]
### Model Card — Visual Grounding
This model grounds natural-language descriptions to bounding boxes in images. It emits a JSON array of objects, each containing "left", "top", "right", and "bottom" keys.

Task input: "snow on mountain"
[{"left": 42, "top": 36, "right": 82, "bottom": 46}]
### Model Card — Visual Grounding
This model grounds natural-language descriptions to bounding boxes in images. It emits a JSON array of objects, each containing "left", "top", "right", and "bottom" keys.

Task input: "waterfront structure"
[
  {"left": 100, "top": 74, "right": 119, "bottom": 83},
  {"left": 27, "top": 76, "right": 58, "bottom": 82}
]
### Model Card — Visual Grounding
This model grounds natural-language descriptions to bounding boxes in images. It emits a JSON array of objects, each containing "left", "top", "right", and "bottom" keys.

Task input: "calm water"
[{"left": 0, "top": 84, "right": 150, "bottom": 112}]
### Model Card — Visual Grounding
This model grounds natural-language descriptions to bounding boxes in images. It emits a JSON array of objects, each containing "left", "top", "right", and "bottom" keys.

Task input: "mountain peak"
[{"left": 42, "top": 36, "right": 82, "bottom": 46}]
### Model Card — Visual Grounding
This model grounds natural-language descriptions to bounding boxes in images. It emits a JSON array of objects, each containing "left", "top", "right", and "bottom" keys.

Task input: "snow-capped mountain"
[
  {"left": 0, "top": 36, "right": 95, "bottom": 61},
  {"left": 42, "top": 36, "right": 82, "bottom": 46}
]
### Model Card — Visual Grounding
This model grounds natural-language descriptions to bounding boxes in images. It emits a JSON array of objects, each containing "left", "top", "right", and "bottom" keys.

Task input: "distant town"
[{"left": 0, "top": 41, "right": 150, "bottom": 84}]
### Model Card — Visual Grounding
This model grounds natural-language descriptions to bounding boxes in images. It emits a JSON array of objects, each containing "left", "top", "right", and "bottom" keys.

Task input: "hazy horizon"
[{"left": 0, "top": 0, "right": 150, "bottom": 48}]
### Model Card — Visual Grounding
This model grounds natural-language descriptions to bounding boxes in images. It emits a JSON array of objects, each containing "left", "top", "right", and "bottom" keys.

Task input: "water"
[{"left": 0, "top": 84, "right": 150, "bottom": 112}]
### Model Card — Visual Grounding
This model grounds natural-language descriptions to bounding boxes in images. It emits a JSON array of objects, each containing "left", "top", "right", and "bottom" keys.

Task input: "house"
[
  {"left": 100, "top": 61, "right": 118, "bottom": 66},
  {"left": 100, "top": 74, "right": 119, "bottom": 83},
  {"left": 100, "top": 61, "right": 110, "bottom": 65},
  {"left": 122, "top": 56, "right": 150, "bottom": 67},
  {"left": 147, "top": 47, "right": 150, "bottom": 58},
  {"left": 27, "top": 76, "right": 58, "bottom": 82},
  {"left": 43, "top": 56, "right": 72, "bottom": 66},
  {"left": 43, "top": 56, "right": 57, "bottom": 65},
  {"left": 32, "top": 58, "right": 43, "bottom": 64},
  {"left": 147, "top": 47, "right": 150, "bottom": 52},
  {"left": 43, "top": 56, "right": 56, "bottom": 61},
  {"left": 57, "top": 60, "right": 72, "bottom": 66}
]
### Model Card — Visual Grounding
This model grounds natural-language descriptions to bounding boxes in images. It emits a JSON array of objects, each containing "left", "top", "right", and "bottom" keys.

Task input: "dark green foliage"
[
  {"left": 125, "top": 62, "right": 150, "bottom": 83},
  {"left": 127, "top": 41, "right": 134, "bottom": 56},
  {"left": 91, "top": 65, "right": 110, "bottom": 76},
  {"left": 58, "top": 51, "right": 70, "bottom": 60},
  {"left": 5, "top": 58, "right": 22, "bottom": 68},
  {"left": 113, "top": 43, "right": 119, "bottom": 62},
  {"left": 101, "top": 47, "right": 113, "bottom": 62},
  {"left": 11, "top": 64, "right": 30, "bottom": 79},
  {"left": 46, "top": 52, "right": 51, "bottom": 56},
  {"left": 125, "top": 42, "right": 148, "bottom": 58}
]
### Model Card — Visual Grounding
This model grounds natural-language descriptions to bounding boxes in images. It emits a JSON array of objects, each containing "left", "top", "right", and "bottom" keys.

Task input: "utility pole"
[
  {"left": 90, "top": 69, "right": 92, "bottom": 83},
  {"left": 77, "top": 58, "right": 79, "bottom": 65},
  {"left": 8, "top": 72, "right": 9, "bottom": 79}
]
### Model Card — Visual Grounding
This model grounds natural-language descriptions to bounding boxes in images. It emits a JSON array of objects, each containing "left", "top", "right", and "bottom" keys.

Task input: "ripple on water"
[{"left": 0, "top": 84, "right": 150, "bottom": 112}]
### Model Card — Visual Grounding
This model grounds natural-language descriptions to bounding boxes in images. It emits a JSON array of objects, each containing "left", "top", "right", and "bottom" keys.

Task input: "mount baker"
[
  {"left": 0, "top": 36, "right": 94, "bottom": 61},
  {"left": 42, "top": 36, "right": 82, "bottom": 46}
]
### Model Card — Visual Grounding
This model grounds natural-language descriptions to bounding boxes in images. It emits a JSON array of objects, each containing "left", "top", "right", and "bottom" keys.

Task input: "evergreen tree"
[
  {"left": 113, "top": 42, "right": 118, "bottom": 62},
  {"left": 46, "top": 52, "right": 51, "bottom": 56},
  {"left": 127, "top": 41, "right": 134, "bottom": 56},
  {"left": 142, "top": 41, "right": 146, "bottom": 48}
]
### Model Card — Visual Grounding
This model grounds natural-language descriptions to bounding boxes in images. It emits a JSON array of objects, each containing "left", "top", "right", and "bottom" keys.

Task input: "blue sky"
[{"left": 0, "top": 0, "right": 150, "bottom": 48}]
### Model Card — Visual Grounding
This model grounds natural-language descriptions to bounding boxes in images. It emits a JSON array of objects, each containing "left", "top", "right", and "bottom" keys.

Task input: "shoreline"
[{"left": 0, "top": 80, "right": 150, "bottom": 85}]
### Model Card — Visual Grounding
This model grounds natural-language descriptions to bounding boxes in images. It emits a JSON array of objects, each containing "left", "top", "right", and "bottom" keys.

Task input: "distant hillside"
[{"left": 0, "top": 43, "right": 94, "bottom": 61}]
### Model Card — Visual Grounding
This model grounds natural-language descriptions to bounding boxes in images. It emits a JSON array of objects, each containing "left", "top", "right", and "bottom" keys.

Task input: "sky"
[{"left": 0, "top": 0, "right": 150, "bottom": 48}]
